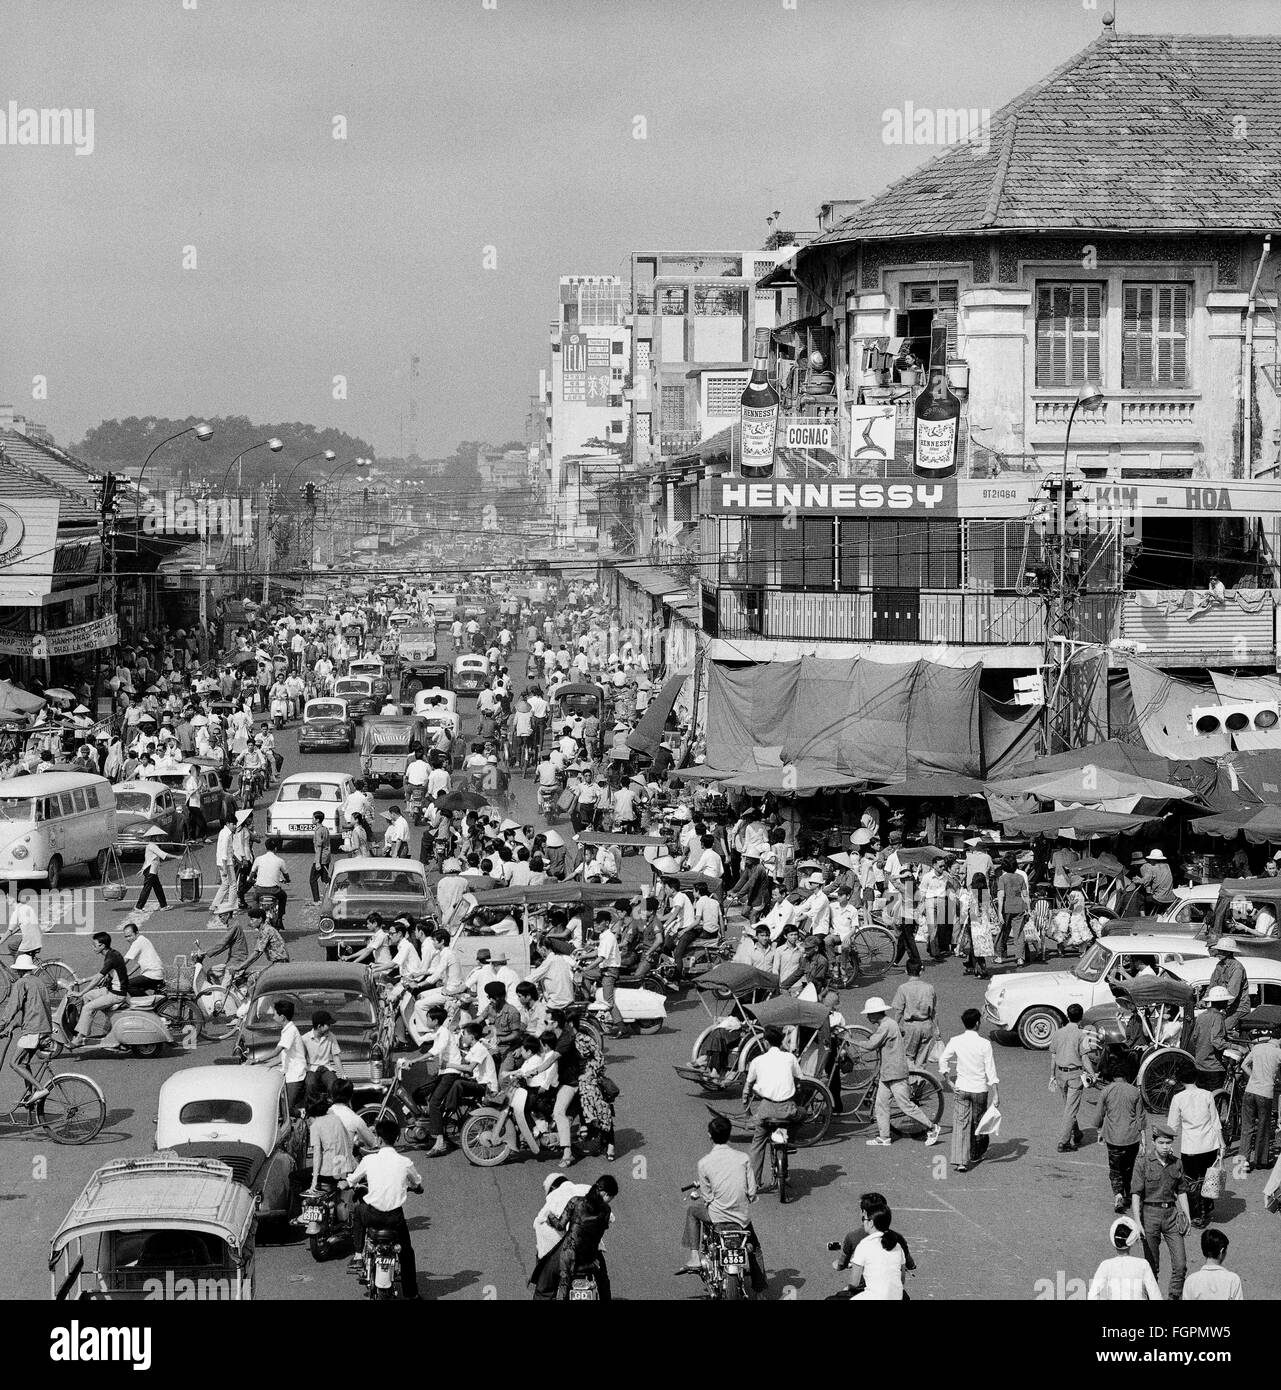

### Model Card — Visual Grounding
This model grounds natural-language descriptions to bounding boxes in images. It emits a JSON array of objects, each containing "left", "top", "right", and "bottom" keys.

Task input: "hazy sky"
[{"left": 4, "top": 0, "right": 1276, "bottom": 461}]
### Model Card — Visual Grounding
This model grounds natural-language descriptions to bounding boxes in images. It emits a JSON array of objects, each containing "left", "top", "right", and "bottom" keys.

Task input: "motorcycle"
[
  {"left": 297, "top": 1183, "right": 355, "bottom": 1262},
  {"left": 44, "top": 983, "right": 176, "bottom": 1059},
  {"left": 270, "top": 696, "right": 288, "bottom": 730},
  {"left": 356, "top": 1053, "right": 480, "bottom": 1148},
  {"left": 459, "top": 1075, "right": 588, "bottom": 1167},
  {"left": 537, "top": 781, "right": 563, "bottom": 823},
  {"left": 341, "top": 1176, "right": 419, "bottom": 1299},
  {"left": 681, "top": 1186, "right": 756, "bottom": 1301}
]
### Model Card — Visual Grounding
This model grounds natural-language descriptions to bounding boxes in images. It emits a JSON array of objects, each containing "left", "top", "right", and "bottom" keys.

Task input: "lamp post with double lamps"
[
  {"left": 132, "top": 421, "right": 213, "bottom": 547},
  {"left": 322, "top": 456, "right": 369, "bottom": 565},
  {"left": 216, "top": 438, "right": 284, "bottom": 593}
]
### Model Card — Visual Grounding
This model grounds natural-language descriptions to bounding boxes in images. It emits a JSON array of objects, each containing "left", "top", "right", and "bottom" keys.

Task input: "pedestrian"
[
  {"left": 1097, "top": 1053, "right": 1144, "bottom": 1212},
  {"left": 1166, "top": 1062, "right": 1226, "bottom": 1229},
  {"left": 853, "top": 997, "right": 942, "bottom": 1148},
  {"left": 1086, "top": 1217, "right": 1162, "bottom": 1300},
  {"left": 272, "top": 999, "right": 308, "bottom": 1112},
  {"left": 1131, "top": 1121, "right": 1192, "bottom": 1300},
  {"left": 884, "top": 870, "right": 921, "bottom": 969},
  {"left": 1239, "top": 1021, "right": 1281, "bottom": 1171},
  {"left": 1049, "top": 1003, "right": 1093, "bottom": 1153},
  {"left": 1182, "top": 1228, "right": 1244, "bottom": 1301},
  {"left": 310, "top": 810, "right": 333, "bottom": 903},
  {"left": 136, "top": 836, "right": 173, "bottom": 911},
  {"left": 529, "top": 1172, "right": 591, "bottom": 1297},
  {"left": 938, "top": 1008, "right": 999, "bottom": 1172},
  {"left": 890, "top": 961, "right": 938, "bottom": 1069}
]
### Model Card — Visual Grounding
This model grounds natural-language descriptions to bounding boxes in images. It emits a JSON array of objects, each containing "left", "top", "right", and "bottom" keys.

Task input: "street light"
[
  {"left": 219, "top": 437, "right": 284, "bottom": 494},
  {"left": 133, "top": 422, "right": 213, "bottom": 541},
  {"left": 279, "top": 448, "right": 336, "bottom": 497}
]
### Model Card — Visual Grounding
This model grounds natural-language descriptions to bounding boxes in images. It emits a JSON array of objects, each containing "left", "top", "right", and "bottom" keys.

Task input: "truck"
[{"left": 359, "top": 715, "right": 426, "bottom": 791}]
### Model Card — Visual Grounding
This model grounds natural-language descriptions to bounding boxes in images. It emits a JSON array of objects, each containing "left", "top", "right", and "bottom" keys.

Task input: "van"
[{"left": 0, "top": 771, "right": 117, "bottom": 888}]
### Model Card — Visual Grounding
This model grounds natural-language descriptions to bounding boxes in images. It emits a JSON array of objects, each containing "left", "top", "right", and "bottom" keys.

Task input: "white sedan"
[{"left": 267, "top": 772, "right": 355, "bottom": 845}]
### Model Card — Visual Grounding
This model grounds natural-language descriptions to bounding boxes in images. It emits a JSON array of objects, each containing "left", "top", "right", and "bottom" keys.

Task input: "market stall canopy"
[
  {"left": 868, "top": 774, "right": 987, "bottom": 799},
  {"left": 703, "top": 655, "right": 982, "bottom": 790},
  {"left": 0, "top": 680, "right": 44, "bottom": 715},
  {"left": 986, "top": 767, "right": 1195, "bottom": 806},
  {"left": 1000, "top": 807, "right": 1157, "bottom": 839},
  {"left": 999, "top": 737, "right": 1172, "bottom": 784},
  {"left": 625, "top": 673, "right": 687, "bottom": 757},
  {"left": 1192, "top": 804, "right": 1281, "bottom": 845}
]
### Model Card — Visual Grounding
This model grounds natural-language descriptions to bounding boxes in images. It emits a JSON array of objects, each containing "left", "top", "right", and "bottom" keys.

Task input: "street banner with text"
[{"left": 0, "top": 614, "right": 119, "bottom": 658}]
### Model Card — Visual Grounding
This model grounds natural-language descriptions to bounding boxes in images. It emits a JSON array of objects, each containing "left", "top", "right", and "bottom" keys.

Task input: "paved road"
[{"left": 4, "top": 633, "right": 1279, "bottom": 1301}]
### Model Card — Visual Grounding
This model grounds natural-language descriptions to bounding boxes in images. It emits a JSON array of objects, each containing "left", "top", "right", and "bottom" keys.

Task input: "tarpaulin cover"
[
  {"left": 0, "top": 680, "right": 45, "bottom": 715},
  {"left": 979, "top": 694, "right": 1042, "bottom": 779},
  {"left": 1127, "top": 662, "right": 1230, "bottom": 759},
  {"left": 1196, "top": 752, "right": 1281, "bottom": 810},
  {"left": 626, "top": 673, "right": 687, "bottom": 757},
  {"left": 1192, "top": 804, "right": 1281, "bottom": 844},
  {"left": 1000, "top": 807, "right": 1158, "bottom": 839},
  {"left": 868, "top": 774, "right": 987, "bottom": 798},
  {"left": 986, "top": 767, "right": 1194, "bottom": 806},
  {"left": 1000, "top": 737, "right": 1173, "bottom": 784},
  {"left": 703, "top": 656, "right": 982, "bottom": 788}
]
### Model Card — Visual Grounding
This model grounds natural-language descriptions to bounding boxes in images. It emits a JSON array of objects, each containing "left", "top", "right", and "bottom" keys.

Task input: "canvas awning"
[
  {"left": 999, "top": 807, "right": 1158, "bottom": 839},
  {"left": 626, "top": 673, "right": 687, "bottom": 757}
]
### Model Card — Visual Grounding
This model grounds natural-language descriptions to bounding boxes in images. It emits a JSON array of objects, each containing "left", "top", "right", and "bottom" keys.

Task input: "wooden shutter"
[
  {"left": 1037, "top": 283, "right": 1102, "bottom": 386},
  {"left": 1123, "top": 284, "right": 1191, "bottom": 388}
]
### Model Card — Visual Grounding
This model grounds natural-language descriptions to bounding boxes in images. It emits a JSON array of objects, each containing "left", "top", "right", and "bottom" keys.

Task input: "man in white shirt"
[
  {"left": 938, "top": 1007, "right": 1000, "bottom": 1172},
  {"left": 689, "top": 833, "right": 724, "bottom": 881},
  {"left": 529, "top": 947, "right": 576, "bottom": 1009},
  {"left": 272, "top": 999, "right": 309, "bottom": 1111},
  {"left": 742, "top": 1027, "right": 801, "bottom": 1188},
  {"left": 122, "top": 921, "right": 165, "bottom": 994},
  {"left": 589, "top": 912, "right": 625, "bottom": 1033},
  {"left": 383, "top": 807, "right": 411, "bottom": 858},
  {"left": 343, "top": 781, "right": 372, "bottom": 830},
  {"left": 466, "top": 947, "right": 522, "bottom": 999},
  {"left": 349, "top": 912, "right": 393, "bottom": 966},
  {"left": 344, "top": 1117, "right": 423, "bottom": 1295},
  {"left": 426, "top": 761, "right": 452, "bottom": 800}
]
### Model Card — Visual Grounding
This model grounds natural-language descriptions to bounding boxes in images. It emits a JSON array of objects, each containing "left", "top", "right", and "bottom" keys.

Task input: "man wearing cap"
[
  {"left": 0, "top": 954, "right": 54, "bottom": 1103},
  {"left": 1132, "top": 1121, "right": 1192, "bottom": 1299},
  {"left": 1049, "top": 1003, "right": 1094, "bottom": 1152},
  {"left": 1208, "top": 938, "right": 1250, "bottom": 1033},
  {"left": 852, "top": 998, "right": 942, "bottom": 1147}
]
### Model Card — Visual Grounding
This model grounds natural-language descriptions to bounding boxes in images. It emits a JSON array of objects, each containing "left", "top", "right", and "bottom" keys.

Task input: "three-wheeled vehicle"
[
  {"left": 452, "top": 653, "right": 491, "bottom": 696},
  {"left": 550, "top": 683, "right": 608, "bottom": 752},
  {"left": 401, "top": 659, "right": 453, "bottom": 705},
  {"left": 1081, "top": 975, "right": 1199, "bottom": 1112},
  {"left": 50, "top": 1155, "right": 258, "bottom": 1300}
]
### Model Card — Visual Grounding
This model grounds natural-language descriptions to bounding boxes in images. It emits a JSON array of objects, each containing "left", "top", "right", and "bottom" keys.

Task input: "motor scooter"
[
  {"left": 45, "top": 983, "right": 175, "bottom": 1058},
  {"left": 271, "top": 695, "right": 288, "bottom": 730},
  {"left": 297, "top": 1182, "right": 356, "bottom": 1262}
]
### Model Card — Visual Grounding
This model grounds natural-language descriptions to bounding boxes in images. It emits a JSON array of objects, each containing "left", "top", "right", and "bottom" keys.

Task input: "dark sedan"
[{"left": 298, "top": 697, "right": 355, "bottom": 754}]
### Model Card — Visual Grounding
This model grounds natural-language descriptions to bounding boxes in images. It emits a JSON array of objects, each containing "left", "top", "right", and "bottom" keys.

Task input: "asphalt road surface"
[{"left": 4, "top": 633, "right": 1279, "bottom": 1302}]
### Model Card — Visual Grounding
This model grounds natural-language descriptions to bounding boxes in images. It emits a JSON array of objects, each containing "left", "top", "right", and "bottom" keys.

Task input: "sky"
[{"left": 3, "top": 0, "right": 1278, "bottom": 462}]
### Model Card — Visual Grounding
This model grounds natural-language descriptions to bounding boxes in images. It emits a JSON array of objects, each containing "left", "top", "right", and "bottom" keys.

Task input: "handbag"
[
  {"left": 597, "top": 1074, "right": 620, "bottom": 1103},
  {"left": 1201, "top": 1159, "right": 1223, "bottom": 1200}
]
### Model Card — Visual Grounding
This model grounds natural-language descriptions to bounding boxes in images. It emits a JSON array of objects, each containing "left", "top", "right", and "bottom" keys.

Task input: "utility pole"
[{"left": 95, "top": 472, "right": 119, "bottom": 716}]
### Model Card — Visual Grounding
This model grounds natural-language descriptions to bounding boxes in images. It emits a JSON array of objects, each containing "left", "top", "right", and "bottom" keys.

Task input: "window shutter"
[{"left": 1036, "top": 286, "right": 1062, "bottom": 387}]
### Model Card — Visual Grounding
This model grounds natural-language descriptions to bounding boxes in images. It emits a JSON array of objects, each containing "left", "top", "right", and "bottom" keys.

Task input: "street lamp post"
[
  {"left": 215, "top": 438, "right": 284, "bottom": 594},
  {"left": 133, "top": 422, "right": 213, "bottom": 547},
  {"left": 1046, "top": 382, "right": 1104, "bottom": 754},
  {"left": 321, "top": 457, "right": 368, "bottom": 566}
]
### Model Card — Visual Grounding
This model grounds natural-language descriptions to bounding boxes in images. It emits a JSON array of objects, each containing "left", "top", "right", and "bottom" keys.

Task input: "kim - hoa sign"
[{"left": 705, "top": 477, "right": 957, "bottom": 516}]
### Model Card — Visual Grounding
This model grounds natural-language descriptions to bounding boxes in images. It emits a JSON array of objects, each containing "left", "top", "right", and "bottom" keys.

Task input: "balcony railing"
[{"left": 659, "top": 430, "right": 702, "bottom": 457}]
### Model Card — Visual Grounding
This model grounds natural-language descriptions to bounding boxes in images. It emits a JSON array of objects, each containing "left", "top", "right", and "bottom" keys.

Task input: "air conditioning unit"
[{"left": 1190, "top": 702, "right": 1281, "bottom": 736}]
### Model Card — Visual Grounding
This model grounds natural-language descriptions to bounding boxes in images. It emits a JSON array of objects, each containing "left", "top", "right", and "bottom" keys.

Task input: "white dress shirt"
[
  {"left": 938, "top": 1030, "right": 999, "bottom": 1094},
  {"left": 348, "top": 1146, "right": 423, "bottom": 1213},
  {"left": 744, "top": 1047, "right": 802, "bottom": 1102}
]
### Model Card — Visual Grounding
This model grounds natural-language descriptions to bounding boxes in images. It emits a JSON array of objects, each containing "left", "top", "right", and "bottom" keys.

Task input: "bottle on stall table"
[
  {"left": 739, "top": 327, "right": 779, "bottom": 479},
  {"left": 913, "top": 323, "right": 960, "bottom": 482}
]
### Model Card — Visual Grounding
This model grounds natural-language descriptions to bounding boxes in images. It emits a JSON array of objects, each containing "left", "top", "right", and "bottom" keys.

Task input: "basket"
[
  {"left": 167, "top": 961, "right": 197, "bottom": 994},
  {"left": 100, "top": 844, "right": 127, "bottom": 901},
  {"left": 101, "top": 883, "right": 127, "bottom": 902}
]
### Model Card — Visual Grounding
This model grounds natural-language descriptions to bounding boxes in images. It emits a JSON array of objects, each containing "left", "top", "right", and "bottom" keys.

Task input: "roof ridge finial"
[{"left": 1102, "top": 10, "right": 1115, "bottom": 36}]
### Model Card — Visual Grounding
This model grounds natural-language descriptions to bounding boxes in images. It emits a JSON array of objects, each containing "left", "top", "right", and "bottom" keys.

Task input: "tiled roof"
[
  {"left": 0, "top": 432, "right": 99, "bottom": 523},
  {"left": 812, "top": 33, "right": 1281, "bottom": 245}
]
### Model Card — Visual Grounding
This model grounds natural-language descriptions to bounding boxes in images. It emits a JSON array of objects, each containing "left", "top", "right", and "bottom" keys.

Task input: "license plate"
[
  {"left": 301, "top": 1202, "right": 324, "bottom": 1223},
  {"left": 289, "top": 822, "right": 312, "bottom": 831},
  {"left": 568, "top": 1281, "right": 597, "bottom": 1301},
  {"left": 723, "top": 1250, "right": 747, "bottom": 1268}
]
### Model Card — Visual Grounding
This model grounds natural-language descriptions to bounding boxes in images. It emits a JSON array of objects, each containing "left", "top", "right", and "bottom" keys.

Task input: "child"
[
  {"left": 1097, "top": 1054, "right": 1145, "bottom": 1212},
  {"left": 1183, "top": 1228, "right": 1244, "bottom": 1301}
]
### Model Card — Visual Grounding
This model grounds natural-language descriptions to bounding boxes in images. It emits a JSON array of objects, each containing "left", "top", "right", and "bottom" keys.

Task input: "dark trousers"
[
  {"left": 1141, "top": 1205, "right": 1186, "bottom": 1299},
  {"left": 1240, "top": 1092, "right": 1274, "bottom": 1168},
  {"left": 353, "top": 1201, "right": 417, "bottom": 1296},
  {"left": 1106, "top": 1141, "right": 1140, "bottom": 1200},
  {"left": 284, "top": 1080, "right": 306, "bottom": 1113},
  {"left": 306, "top": 1066, "right": 339, "bottom": 1102},
  {"left": 183, "top": 805, "right": 206, "bottom": 841},
  {"left": 127, "top": 975, "right": 165, "bottom": 997},
  {"left": 136, "top": 871, "right": 167, "bottom": 909},
  {"left": 531, "top": 1249, "right": 610, "bottom": 1301},
  {"left": 671, "top": 925, "right": 705, "bottom": 974},
  {"left": 310, "top": 863, "right": 331, "bottom": 902},
  {"left": 891, "top": 920, "right": 920, "bottom": 967},
  {"left": 1181, "top": 1149, "right": 1216, "bottom": 1224}
]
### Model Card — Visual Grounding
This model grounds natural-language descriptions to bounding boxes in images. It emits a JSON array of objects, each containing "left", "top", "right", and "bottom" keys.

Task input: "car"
[
  {"left": 1082, "top": 953, "right": 1281, "bottom": 1038},
  {"left": 417, "top": 708, "right": 461, "bottom": 756},
  {"left": 333, "top": 675, "right": 377, "bottom": 722},
  {"left": 154, "top": 1067, "right": 307, "bottom": 1225},
  {"left": 113, "top": 780, "right": 185, "bottom": 854},
  {"left": 412, "top": 688, "right": 458, "bottom": 717},
  {"left": 1092, "top": 882, "right": 1222, "bottom": 938},
  {"left": 1207, "top": 876, "right": 1281, "bottom": 942},
  {"left": 347, "top": 657, "right": 391, "bottom": 703},
  {"left": 298, "top": 697, "right": 355, "bottom": 754},
  {"left": 235, "top": 961, "right": 392, "bottom": 1097},
  {"left": 267, "top": 772, "right": 354, "bottom": 845},
  {"left": 452, "top": 654, "right": 491, "bottom": 696},
  {"left": 317, "top": 856, "right": 436, "bottom": 960},
  {"left": 148, "top": 762, "right": 236, "bottom": 829},
  {"left": 388, "top": 610, "right": 417, "bottom": 633},
  {"left": 983, "top": 934, "right": 1217, "bottom": 1049},
  {"left": 401, "top": 661, "right": 452, "bottom": 704}
]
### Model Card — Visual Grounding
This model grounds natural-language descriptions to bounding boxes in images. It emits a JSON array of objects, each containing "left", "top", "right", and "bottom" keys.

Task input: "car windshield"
[
  {"left": 307, "top": 705, "right": 345, "bottom": 721},
  {"left": 333, "top": 869, "right": 426, "bottom": 896},
  {"left": 251, "top": 988, "right": 374, "bottom": 1028},
  {"left": 277, "top": 782, "right": 341, "bottom": 803},
  {"left": 364, "top": 725, "right": 414, "bottom": 749},
  {"left": 336, "top": 680, "right": 370, "bottom": 695},
  {"left": 115, "top": 792, "right": 155, "bottom": 815},
  {"left": 350, "top": 663, "right": 382, "bottom": 676},
  {"left": 0, "top": 794, "right": 35, "bottom": 823},
  {"left": 1073, "top": 943, "right": 1112, "bottom": 983},
  {"left": 178, "top": 1098, "right": 253, "bottom": 1125}
]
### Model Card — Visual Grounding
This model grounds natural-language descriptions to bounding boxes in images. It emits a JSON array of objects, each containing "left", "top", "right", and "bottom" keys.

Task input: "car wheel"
[
  {"left": 46, "top": 855, "right": 63, "bottom": 891},
  {"left": 1016, "top": 1006, "right": 1064, "bottom": 1050}
]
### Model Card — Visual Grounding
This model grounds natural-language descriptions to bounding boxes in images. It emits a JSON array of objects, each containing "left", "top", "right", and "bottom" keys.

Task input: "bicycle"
[
  {"left": 829, "top": 925, "right": 898, "bottom": 988},
  {"left": 0, "top": 1036, "right": 105, "bottom": 1144},
  {"left": 0, "top": 950, "right": 77, "bottom": 1010},
  {"left": 828, "top": 1029, "right": 946, "bottom": 1138}
]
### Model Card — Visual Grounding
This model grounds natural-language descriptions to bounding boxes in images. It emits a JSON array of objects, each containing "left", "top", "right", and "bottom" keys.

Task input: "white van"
[{"left": 0, "top": 772, "right": 117, "bottom": 888}]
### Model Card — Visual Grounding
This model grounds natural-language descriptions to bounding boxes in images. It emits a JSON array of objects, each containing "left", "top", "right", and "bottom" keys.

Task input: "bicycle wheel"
[
  {"left": 39, "top": 960, "right": 77, "bottom": 1003},
  {"left": 850, "top": 927, "right": 896, "bottom": 982},
  {"left": 792, "top": 1077, "right": 834, "bottom": 1147},
  {"left": 158, "top": 993, "right": 199, "bottom": 1042},
  {"left": 1137, "top": 1046, "right": 1193, "bottom": 1114},
  {"left": 837, "top": 1025, "right": 878, "bottom": 1090},
  {"left": 1214, "top": 1087, "right": 1239, "bottom": 1146},
  {"left": 196, "top": 985, "right": 243, "bottom": 1041},
  {"left": 888, "top": 1070, "right": 944, "bottom": 1138},
  {"left": 776, "top": 1141, "right": 788, "bottom": 1204},
  {"left": 38, "top": 1074, "right": 106, "bottom": 1145}
]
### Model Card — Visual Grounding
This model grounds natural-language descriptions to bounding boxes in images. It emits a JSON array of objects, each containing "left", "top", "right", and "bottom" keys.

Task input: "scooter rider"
[
  {"left": 677, "top": 1114, "right": 768, "bottom": 1292},
  {"left": 343, "top": 1117, "right": 424, "bottom": 1297},
  {"left": 69, "top": 933, "right": 131, "bottom": 1048}
]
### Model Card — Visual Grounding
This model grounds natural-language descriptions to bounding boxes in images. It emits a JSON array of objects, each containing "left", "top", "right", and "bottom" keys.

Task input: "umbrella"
[
  {"left": 1001, "top": 807, "right": 1157, "bottom": 839},
  {"left": 869, "top": 774, "right": 987, "bottom": 799},
  {"left": 42, "top": 687, "right": 75, "bottom": 702},
  {"left": 1193, "top": 804, "right": 1281, "bottom": 846},
  {"left": 987, "top": 767, "right": 1193, "bottom": 805},
  {"left": 437, "top": 789, "right": 487, "bottom": 813},
  {"left": 1068, "top": 854, "right": 1126, "bottom": 878}
]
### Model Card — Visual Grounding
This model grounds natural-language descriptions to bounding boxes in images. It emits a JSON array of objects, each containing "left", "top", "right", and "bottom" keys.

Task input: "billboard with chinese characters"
[
  {"left": 586, "top": 338, "right": 611, "bottom": 409},
  {"left": 562, "top": 332, "right": 587, "bottom": 402}
]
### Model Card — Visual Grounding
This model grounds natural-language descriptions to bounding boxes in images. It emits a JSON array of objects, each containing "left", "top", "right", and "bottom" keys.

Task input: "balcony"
[
  {"left": 659, "top": 429, "right": 702, "bottom": 457},
  {"left": 1120, "top": 589, "right": 1276, "bottom": 667}
]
